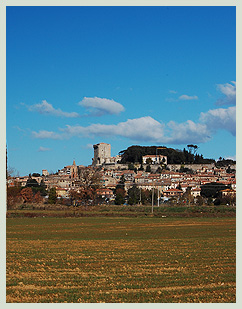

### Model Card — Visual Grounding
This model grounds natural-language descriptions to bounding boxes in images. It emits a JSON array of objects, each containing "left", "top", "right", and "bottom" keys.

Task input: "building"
[
  {"left": 96, "top": 188, "right": 115, "bottom": 200},
  {"left": 56, "top": 187, "right": 70, "bottom": 199},
  {"left": 92, "top": 143, "right": 111, "bottom": 166},
  {"left": 142, "top": 155, "right": 167, "bottom": 165},
  {"left": 92, "top": 143, "right": 121, "bottom": 167},
  {"left": 220, "top": 188, "right": 236, "bottom": 197},
  {"left": 191, "top": 188, "right": 201, "bottom": 198},
  {"left": 58, "top": 160, "right": 79, "bottom": 179},
  {"left": 42, "top": 169, "right": 49, "bottom": 176},
  {"left": 163, "top": 188, "right": 183, "bottom": 198}
]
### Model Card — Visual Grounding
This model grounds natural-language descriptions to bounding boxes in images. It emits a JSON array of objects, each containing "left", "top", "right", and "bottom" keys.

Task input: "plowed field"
[{"left": 6, "top": 217, "right": 236, "bottom": 303}]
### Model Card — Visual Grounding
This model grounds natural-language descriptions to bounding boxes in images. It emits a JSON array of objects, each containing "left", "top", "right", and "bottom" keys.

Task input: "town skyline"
[
  {"left": 8, "top": 141, "right": 236, "bottom": 178},
  {"left": 8, "top": 141, "right": 236, "bottom": 208},
  {"left": 6, "top": 6, "right": 236, "bottom": 176}
]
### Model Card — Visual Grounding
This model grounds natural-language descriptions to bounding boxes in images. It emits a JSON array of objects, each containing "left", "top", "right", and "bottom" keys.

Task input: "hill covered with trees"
[{"left": 119, "top": 145, "right": 216, "bottom": 165}]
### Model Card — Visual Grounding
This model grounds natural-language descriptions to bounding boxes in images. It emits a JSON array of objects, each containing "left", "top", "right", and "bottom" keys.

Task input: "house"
[
  {"left": 191, "top": 188, "right": 201, "bottom": 198},
  {"left": 96, "top": 188, "right": 115, "bottom": 200},
  {"left": 220, "top": 188, "right": 236, "bottom": 197},
  {"left": 56, "top": 187, "right": 70, "bottom": 198},
  {"left": 134, "top": 175, "right": 146, "bottom": 184},
  {"left": 142, "top": 155, "right": 167, "bottom": 165},
  {"left": 163, "top": 188, "right": 183, "bottom": 197},
  {"left": 147, "top": 174, "right": 161, "bottom": 182},
  {"left": 42, "top": 169, "right": 49, "bottom": 176}
]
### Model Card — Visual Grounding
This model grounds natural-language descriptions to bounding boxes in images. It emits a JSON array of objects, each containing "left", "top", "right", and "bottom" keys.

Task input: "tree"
[
  {"left": 200, "top": 182, "right": 228, "bottom": 198},
  {"left": 69, "top": 189, "right": 82, "bottom": 206},
  {"left": 138, "top": 163, "right": 144, "bottom": 171},
  {"left": 6, "top": 150, "right": 21, "bottom": 209},
  {"left": 32, "top": 173, "right": 41, "bottom": 177},
  {"left": 141, "top": 189, "right": 151, "bottom": 205},
  {"left": 21, "top": 187, "right": 34, "bottom": 203},
  {"left": 118, "top": 174, "right": 126, "bottom": 186},
  {"left": 34, "top": 191, "right": 43, "bottom": 203},
  {"left": 39, "top": 179, "right": 48, "bottom": 195},
  {"left": 26, "top": 177, "right": 39, "bottom": 187},
  {"left": 221, "top": 194, "right": 236, "bottom": 206},
  {"left": 77, "top": 167, "right": 102, "bottom": 205},
  {"left": 145, "top": 157, "right": 152, "bottom": 165},
  {"left": 226, "top": 166, "right": 232, "bottom": 173},
  {"left": 184, "top": 187, "right": 193, "bottom": 206},
  {"left": 195, "top": 195, "right": 204, "bottom": 206},
  {"left": 7, "top": 185, "right": 22, "bottom": 209},
  {"left": 187, "top": 144, "right": 199, "bottom": 155},
  {"left": 145, "top": 165, "right": 151, "bottom": 172},
  {"left": 119, "top": 145, "right": 215, "bottom": 165},
  {"left": 176, "top": 183, "right": 182, "bottom": 190},
  {"left": 128, "top": 185, "right": 140, "bottom": 205},
  {"left": 48, "top": 188, "right": 57, "bottom": 204},
  {"left": 216, "top": 159, "right": 236, "bottom": 168},
  {"left": 25, "top": 176, "right": 47, "bottom": 196},
  {"left": 114, "top": 188, "right": 126, "bottom": 205},
  {"left": 156, "top": 166, "right": 162, "bottom": 174},
  {"left": 114, "top": 175, "right": 126, "bottom": 205},
  {"left": 128, "top": 162, "right": 135, "bottom": 170}
]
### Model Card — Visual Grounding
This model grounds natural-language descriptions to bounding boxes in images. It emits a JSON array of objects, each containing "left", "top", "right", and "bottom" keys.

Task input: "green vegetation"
[
  {"left": 7, "top": 205, "right": 236, "bottom": 219},
  {"left": 119, "top": 145, "right": 216, "bottom": 164},
  {"left": 201, "top": 182, "right": 228, "bottom": 198},
  {"left": 215, "top": 158, "right": 236, "bottom": 168},
  {"left": 6, "top": 216, "right": 236, "bottom": 303},
  {"left": 48, "top": 187, "right": 57, "bottom": 204}
]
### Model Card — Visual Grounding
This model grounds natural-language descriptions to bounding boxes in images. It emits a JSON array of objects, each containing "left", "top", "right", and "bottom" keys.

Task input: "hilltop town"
[{"left": 7, "top": 143, "right": 236, "bottom": 207}]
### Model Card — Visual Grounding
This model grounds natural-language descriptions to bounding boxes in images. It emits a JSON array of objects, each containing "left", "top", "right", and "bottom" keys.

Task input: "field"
[{"left": 6, "top": 216, "right": 236, "bottom": 303}]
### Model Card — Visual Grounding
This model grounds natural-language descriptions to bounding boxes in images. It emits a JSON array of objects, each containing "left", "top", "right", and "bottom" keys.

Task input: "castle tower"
[{"left": 92, "top": 143, "right": 111, "bottom": 166}]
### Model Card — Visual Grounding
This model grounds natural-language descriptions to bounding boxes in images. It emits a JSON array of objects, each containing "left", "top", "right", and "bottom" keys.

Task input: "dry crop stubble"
[{"left": 6, "top": 217, "right": 236, "bottom": 302}]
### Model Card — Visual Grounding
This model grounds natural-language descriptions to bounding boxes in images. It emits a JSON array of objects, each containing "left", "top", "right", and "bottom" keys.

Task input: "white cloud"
[
  {"left": 60, "top": 116, "right": 165, "bottom": 142},
  {"left": 215, "top": 81, "right": 236, "bottom": 106},
  {"left": 13, "top": 126, "right": 26, "bottom": 132},
  {"left": 179, "top": 94, "right": 198, "bottom": 101},
  {"left": 38, "top": 146, "right": 51, "bottom": 152},
  {"left": 32, "top": 116, "right": 165, "bottom": 142},
  {"left": 32, "top": 130, "right": 64, "bottom": 140},
  {"left": 78, "top": 97, "right": 125, "bottom": 116},
  {"left": 84, "top": 144, "right": 94, "bottom": 149},
  {"left": 28, "top": 100, "right": 79, "bottom": 118},
  {"left": 114, "top": 117, "right": 165, "bottom": 141},
  {"left": 165, "top": 120, "right": 210, "bottom": 144},
  {"left": 32, "top": 106, "right": 236, "bottom": 144},
  {"left": 200, "top": 106, "right": 236, "bottom": 136}
]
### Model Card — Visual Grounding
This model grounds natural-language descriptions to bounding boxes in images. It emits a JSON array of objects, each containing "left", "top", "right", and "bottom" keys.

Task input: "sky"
[{"left": 6, "top": 5, "right": 236, "bottom": 176}]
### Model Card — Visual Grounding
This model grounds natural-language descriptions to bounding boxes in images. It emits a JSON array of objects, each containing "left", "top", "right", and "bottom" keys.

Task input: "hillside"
[{"left": 119, "top": 145, "right": 216, "bottom": 165}]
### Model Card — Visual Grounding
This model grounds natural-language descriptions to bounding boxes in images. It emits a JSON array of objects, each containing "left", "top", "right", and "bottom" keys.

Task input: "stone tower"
[
  {"left": 71, "top": 160, "right": 78, "bottom": 178},
  {"left": 92, "top": 143, "right": 111, "bottom": 166}
]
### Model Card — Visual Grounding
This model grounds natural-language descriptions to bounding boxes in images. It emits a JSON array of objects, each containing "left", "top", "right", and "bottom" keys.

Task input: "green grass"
[{"left": 6, "top": 217, "right": 236, "bottom": 303}]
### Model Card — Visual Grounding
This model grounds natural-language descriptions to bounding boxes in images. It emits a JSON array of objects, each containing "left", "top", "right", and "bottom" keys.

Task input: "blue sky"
[{"left": 6, "top": 6, "right": 236, "bottom": 176}]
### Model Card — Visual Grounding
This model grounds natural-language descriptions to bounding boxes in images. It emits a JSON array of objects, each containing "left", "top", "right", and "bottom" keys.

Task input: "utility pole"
[
  {"left": 157, "top": 187, "right": 160, "bottom": 207},
  {"left": 151, "top": 184, "right": 154, "bottom": 214},
  {"left": 139, "top": 187, "right": 142, "bottom": 205}
]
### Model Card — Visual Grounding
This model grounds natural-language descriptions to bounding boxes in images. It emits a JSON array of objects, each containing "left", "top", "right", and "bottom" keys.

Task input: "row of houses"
[{"left": 8, "top": 159, "right": 236, "bottom": 202}]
